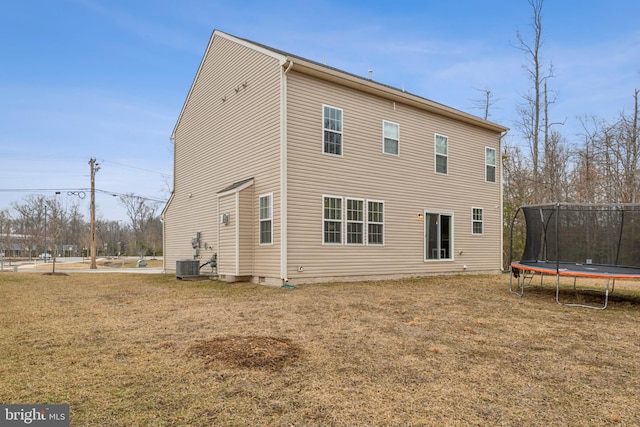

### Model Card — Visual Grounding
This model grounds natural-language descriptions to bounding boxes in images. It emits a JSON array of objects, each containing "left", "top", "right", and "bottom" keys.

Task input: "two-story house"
[{"left": 162, "top": 30, "right": 508, "bottom": 285}]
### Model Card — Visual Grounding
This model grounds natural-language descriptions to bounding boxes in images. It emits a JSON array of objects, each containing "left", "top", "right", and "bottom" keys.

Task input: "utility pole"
[
  {"left": 43, "top": 205, "right": 47, "bottom": 263},
  {"left": 89, "top": 158, "right": 100, "bottom": 269}
]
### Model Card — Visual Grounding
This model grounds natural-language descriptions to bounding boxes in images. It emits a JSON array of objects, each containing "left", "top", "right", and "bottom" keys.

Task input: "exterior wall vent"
[{"left": 176, "top": 259, "right": 200, "bottom": 279}]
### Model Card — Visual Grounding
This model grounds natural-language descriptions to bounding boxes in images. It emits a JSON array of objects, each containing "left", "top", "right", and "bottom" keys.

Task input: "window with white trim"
[
  {"left": 383, "top": 121, "right": 399, "bottom": 155},
  {"left": 435, "top": 134, "right": 448, "bottom": 174},
  {"left": 346, "top": 198, "right": 364, "bottom": 245},
  {"left": 259, "top": 194, "right": 273, "bottom": 244},
  {"left": 472, "top": 208, "right": 483, "bottom": 235},
  {"left": 486, "top": 147, "right": 496, "bottom": 183},
  {"left": 323, "top": 196, "right": 342, "bottom": 244},
  {"left": 323, "top": 105, "right": 343, "bottom": 156},
  {"left": 425, "top": 212, "right": 452, "bottom": 260},
  {"left": 367, "top": 201, "right": 384, "bottom": 245},
  {"left": 322, "top": 197, "right": 384, "bottom": 245}
]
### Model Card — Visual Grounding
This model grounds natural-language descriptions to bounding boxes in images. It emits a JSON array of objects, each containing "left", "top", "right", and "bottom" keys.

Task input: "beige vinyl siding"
[
  {"left": 238, "top": 186, "right": 254, "bottom": 275},
  {"left": 285, "top": 71, "right": 502, "bottom": 281},
  {"left": 164, "top": 33, "right": 282, "bottom": 277},
  {"left": 218, "top": 194, "right": 236, "bottom": 275}
]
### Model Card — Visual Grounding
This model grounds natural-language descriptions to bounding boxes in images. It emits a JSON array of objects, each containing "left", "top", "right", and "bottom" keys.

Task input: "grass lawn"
[{"left": 0, "top": 272, "right": 639, "bottom": 426}]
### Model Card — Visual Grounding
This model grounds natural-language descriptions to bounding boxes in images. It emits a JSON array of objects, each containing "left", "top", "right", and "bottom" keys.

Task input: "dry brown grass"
[{"left": 1, "top": 272, "right": 639, "bottom": 426}]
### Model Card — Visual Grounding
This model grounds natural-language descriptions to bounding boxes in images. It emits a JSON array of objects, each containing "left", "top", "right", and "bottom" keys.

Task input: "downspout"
[
  {"left": 280, "top": 60, "right": 293, "bottom": 284},
  {"left": 235, "top": 191, "right": 240, "bottom": 276},
  {"left": 160, "top": 213, "right": 165, "bottom": 273},
  {"left": 162, "top": 135, "right": 177, "bottom": 273},
  {"left": 500, "top": 130, "right": 508, "bottom": 272},
  {"left": 160, "top": 212, "right": 166, "bottom": 273}
]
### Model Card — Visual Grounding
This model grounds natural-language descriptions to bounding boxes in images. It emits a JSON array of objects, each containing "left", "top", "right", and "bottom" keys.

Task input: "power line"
[
  {"left": 99, "top": 159, "right": 171, "bottom": 178},
  {"left": 0, "top": 188, "right": 168, "bottom": 203},
  {"left": 0, "top": 188, "right": 90, "bottom": 193},
  {"left": 95, "top": 189, "right": 168, "bottom": 203}
]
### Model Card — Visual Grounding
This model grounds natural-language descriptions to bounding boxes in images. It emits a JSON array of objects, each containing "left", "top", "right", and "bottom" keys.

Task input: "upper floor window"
[
  {"left": 383, "top": 121, "right": 399, "bottom": 155},
  {"left": 323, "top": 105, "right": 343, "bottom": 156},
  {"left": 472, "top": 207, "right": 484, "bottom": 235},
  {"left": 486, "top": 147, "right": 496, "bottom": 183},
  {"left": 323, "top": 196, "right": 342, "bottom": 244},
  {"left": 435, "top": 134, "right": 448, "bottom": 174},
  {"left": 259, "top": 194, "right": 273, "bottom": 244}
]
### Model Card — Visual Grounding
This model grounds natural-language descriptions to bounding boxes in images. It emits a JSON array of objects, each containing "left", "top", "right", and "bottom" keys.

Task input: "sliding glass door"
[{"left": 425, "top": 212, "right": 452, "bottom": 260}]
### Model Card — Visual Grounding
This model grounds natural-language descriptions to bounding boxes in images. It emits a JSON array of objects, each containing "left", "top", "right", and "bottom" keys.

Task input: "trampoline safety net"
[{"left": 511, "top": 203, "right": 640, "bottom": 269}]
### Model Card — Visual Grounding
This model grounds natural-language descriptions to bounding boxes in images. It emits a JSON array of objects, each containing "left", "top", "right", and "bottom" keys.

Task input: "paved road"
[{"left": 0, "top": 257, "right": 166, "bottom": 274}]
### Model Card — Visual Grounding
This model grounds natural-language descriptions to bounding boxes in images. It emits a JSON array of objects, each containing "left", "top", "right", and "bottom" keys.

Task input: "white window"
[
  {"left": 367, "top": 201, "right": 384, "bottom": 245},
  {"left": 323, "top": 196, "right": 342, "bottom": 244},
  {"left": 259, "top": 194, "right": 273, "bottom": 244},
  {"left": 323, "top": 105, "right": 343, "bottom": 156},
  {"left": 346, "top": 198, "right": 364, "bottom": 245},
  {"left": 383, "top": 121, "right": 399, "bottom": 155},
  {"left": 472, "top": 208, "right": 483, "bottom": 235},
  {"left": 435, "top": 134, "right": 448, "bottom": 174},
  {"left": 322, "top": 197, "right": 384, "bottom": 245},
  {"left": 424, "top": 212, "right": 453, "bottom": 260},
  {"left": 486, "top": 147, "right": 496, "bottom": 183}
]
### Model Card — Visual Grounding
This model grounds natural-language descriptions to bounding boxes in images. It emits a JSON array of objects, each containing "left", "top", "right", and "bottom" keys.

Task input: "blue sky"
[{"left": 1, "top": 0, "right": 639, "bottom": 222}]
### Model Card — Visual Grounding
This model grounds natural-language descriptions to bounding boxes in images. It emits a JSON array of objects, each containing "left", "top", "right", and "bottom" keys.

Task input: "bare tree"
[
  {"left": 65, "top": 203, "right": 86, "bottom": 256},
  {"left": 542, "top": 129, "right": 571, "bottom": 202},
  {"left": 119, "top": 193, "right": 159, "bottom": 257},
  {"left": 12, "top": 195, "right": 47, "bottom": 259},
  {"left": 570, "top": 90, "right": 640, "bottom": 204},
  {"left": 45, "top": 196, "right": 68, "bottom": 273},
  {"left": 145, "top": 216, "right": 163, "bottom": 257},
  {"left": 614, "top": 89, "right": 640, "bottom": 203},
  {"left": 502, "top": 142, "right": 534, "bottom": 267},
  {"left": 514, "top": 0, "right": 556, "bottom": 203},
  {"left": 0, "top": 209, "right": 12, "bottom": 266}
]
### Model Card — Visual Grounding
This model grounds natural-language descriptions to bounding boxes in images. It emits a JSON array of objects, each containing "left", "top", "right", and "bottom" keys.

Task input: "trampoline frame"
[
  {"left": 509, "top": 261, "right": 629, "bottom": 309},
  {"left": 508, "top": 203, "right": 640, "bottom": 309}
]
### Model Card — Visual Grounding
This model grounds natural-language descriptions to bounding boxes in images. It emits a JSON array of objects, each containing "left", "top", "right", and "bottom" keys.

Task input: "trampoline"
[{"left": 509, "top": 203, "right": 640, "bottom": 309}]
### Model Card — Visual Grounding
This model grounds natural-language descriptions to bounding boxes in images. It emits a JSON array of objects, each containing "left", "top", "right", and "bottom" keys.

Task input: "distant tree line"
[
  {"left": 501, "top": 0, "right": 639, "bottom": 265},
  {"left": 0, "top": 193, "right": 162, "bottom": 259}
]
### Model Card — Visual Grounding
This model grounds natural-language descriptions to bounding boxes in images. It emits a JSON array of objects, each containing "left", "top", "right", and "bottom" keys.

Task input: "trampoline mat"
[{"left": 511, "top": 260, "right": 640, "bottom": 279}]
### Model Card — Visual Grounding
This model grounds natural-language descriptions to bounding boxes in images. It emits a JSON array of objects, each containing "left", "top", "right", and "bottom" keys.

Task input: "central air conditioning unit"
[{"left": 176, "top": 259, "right": 200, "bottom": 279}]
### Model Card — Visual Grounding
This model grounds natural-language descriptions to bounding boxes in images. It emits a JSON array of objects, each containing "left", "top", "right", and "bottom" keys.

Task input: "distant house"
[{"left": 162, "top": 30, "right": 508, "bottom": 285}]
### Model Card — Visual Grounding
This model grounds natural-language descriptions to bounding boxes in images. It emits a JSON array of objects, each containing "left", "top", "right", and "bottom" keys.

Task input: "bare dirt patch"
[{"left": 188, "top": 335, "right": 301, "bottom": 370}]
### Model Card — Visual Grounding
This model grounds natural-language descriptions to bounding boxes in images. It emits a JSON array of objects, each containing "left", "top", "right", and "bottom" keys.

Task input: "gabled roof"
[
  {"left": 171, "top": 30, "right": 508, "bottom": 139},
  {"left": 217, "top": 177, "right": 254, "bottom": 196}
]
